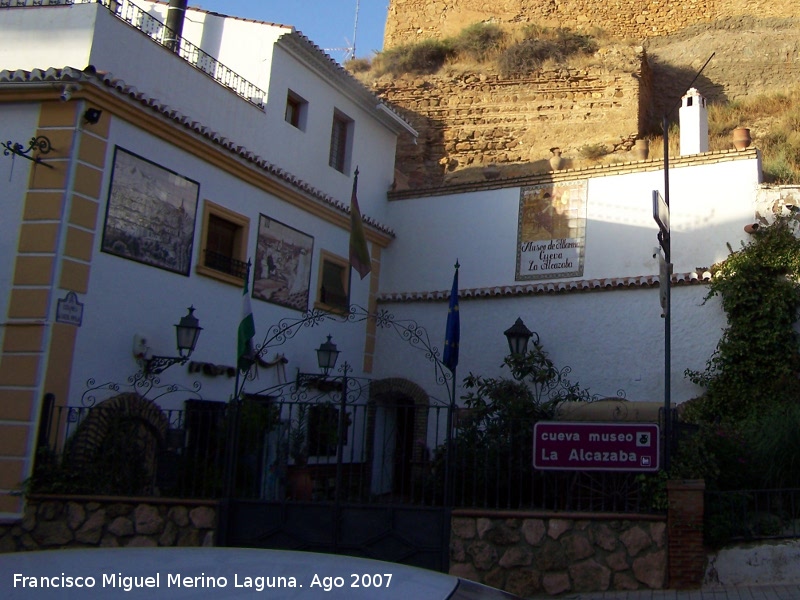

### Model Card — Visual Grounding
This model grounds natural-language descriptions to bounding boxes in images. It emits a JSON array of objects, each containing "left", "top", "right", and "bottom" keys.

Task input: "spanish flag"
[{"left": 349, "top": 167, "right": 371, "bottom": 279}]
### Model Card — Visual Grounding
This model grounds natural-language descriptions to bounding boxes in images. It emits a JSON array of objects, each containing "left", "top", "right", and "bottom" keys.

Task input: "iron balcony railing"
[
  {"left": 1, "top": 0, "right": 267, "bottom": 108},
  {"left": 203, "top": 249, "right": 248, "bottom": 280}
]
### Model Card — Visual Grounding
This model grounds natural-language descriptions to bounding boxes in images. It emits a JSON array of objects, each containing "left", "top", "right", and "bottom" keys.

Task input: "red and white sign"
[{"left": 534, "top": 422, "right": 660, "bottom": 472}]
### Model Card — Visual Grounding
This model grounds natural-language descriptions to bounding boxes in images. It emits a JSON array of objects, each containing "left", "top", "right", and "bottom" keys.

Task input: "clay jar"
[
  {"left": 733, "top": 127, "right": 752, "bottom": 151},
  {"left": 549, "top": 147, "right": 563, "bottom": 170}
]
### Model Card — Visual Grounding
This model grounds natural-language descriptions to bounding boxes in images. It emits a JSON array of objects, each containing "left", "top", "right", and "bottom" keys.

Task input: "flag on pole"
[
  {"left": 443, "top": 262, "right": 460, "bottom": 372},
  {"left": 237, "top": 261, "right": 256, "bottom": 373},
  {"left": 349, "top": 167, "right": 371, "bottom": 280}
]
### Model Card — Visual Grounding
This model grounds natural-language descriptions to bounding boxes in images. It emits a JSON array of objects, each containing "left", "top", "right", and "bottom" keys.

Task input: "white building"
[{"left": 0, "top": 0, "right": 765, "bottom": 519}]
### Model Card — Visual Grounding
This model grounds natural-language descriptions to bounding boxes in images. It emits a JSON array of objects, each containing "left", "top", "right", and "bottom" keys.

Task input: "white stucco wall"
[
  {"left": 373, "top": 155, "right": 761, "bottom": 405},
  {"left": 69, "top": 117, "right": 373, "bottom": 411},
  {"left": 262, "top": 44, "right": 398, "bottom": 219},
  {"left": 372, "top": 283, "right": 724, "bottom": 407},
  {"left": 0, "top": 103, "right": 41, "bottom": 349},
  {"left": 0, "top": 4, "right": 398, "bottom": 218},
  {"left": 0, "top": 5, "right": 95, "bottom": 70},
  {"left": 381, "top": 157, "right": 761, "bottom": 293}
]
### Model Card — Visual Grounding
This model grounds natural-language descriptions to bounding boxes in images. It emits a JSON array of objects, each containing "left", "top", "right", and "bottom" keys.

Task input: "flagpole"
[
  {"left": 234, "top": 259, "right": 254, "bottom": 400},
  {"left": 443, "top": 260, "right": 460, "bottom": 509}
]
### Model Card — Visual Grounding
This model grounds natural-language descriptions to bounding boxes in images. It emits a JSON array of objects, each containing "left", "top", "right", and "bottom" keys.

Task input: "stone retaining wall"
[
  {"left": 373, "top": 48, "right": 646, "bottom": 188},
  {"left": 449, "top": 510, "right": 666, "bottom": 596},
  {"left": 0, "top": 496, "right": 217, "bottom": 552},
  {"left": 384, "top": 0, "right": 796, "bottom": 48}
]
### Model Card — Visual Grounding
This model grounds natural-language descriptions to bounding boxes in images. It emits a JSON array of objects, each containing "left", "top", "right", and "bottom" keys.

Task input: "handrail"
[{"left": 1, "top": 0, "right": 267, "bottom": 109}]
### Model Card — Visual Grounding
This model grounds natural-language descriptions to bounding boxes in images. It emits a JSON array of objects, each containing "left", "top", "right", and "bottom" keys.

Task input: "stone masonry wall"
[
  {"left": 449, "top": 511, "right": 666, "bottom": 596},
  {"left": 0, "top": 496, "right": 217, "bottom": 552},
  {"left": 372, "top": 47, "right": 646, "bottom": 188},
  {"left": 384, "top": 0, "right": 796, "bottom": 48}
]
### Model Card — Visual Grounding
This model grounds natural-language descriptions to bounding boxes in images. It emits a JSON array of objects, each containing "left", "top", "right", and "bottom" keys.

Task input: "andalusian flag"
[
  {"left": 443, "top": 262, "right": 460, "bottom": 372},
  {"left": 349, "top": 167, "right": 371, "bottom": 280},
  {"left": 237, "top": 261, "right": 256, "bottom": 373}
]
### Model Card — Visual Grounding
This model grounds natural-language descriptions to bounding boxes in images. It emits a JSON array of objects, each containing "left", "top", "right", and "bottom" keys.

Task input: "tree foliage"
[{"left": 685, "top": 216, "right": 800, "bottom": 421}]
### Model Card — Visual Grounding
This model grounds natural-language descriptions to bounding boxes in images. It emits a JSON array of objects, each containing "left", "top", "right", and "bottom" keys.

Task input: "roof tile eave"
[{"left": 0, "top": 65, "right": 396, "bottom": 239}]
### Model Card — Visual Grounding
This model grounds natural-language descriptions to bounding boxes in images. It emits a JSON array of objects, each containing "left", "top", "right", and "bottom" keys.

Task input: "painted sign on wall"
[
  {"left": 516, "top": 180, "right": 587, "bottom": 281},
  {"left": 534, "top": 422, "right": 660, "bottom": 472}
]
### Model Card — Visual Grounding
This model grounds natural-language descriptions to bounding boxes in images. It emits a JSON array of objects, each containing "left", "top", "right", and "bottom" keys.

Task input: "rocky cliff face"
[
  {"left": 367, "top": 15, "right": 800, "bottom": 188},
  {"left": 384, "top": 0, "right": 797, "bottom": 49}
]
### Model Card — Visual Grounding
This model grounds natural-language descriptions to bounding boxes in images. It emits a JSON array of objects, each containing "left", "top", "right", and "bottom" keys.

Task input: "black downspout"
[{"left": 164, "top": 0, "right": 188, "bottom": 54}]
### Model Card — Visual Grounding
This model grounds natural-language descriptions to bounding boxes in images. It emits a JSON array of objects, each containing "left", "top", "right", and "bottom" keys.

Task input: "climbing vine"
[{"left": 685, "top": 216, "right": 800, "bottom": 421}]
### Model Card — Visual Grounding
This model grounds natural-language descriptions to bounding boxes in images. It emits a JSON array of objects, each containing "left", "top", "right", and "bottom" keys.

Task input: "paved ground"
[{"left": 534, "top": 585, "right": 800, "bottom": 599}]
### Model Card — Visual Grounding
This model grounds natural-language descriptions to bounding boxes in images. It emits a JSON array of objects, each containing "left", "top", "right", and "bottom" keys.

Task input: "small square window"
[
  {"left": 285, "top": 90, "right": 308, "bottom": 130},
  {"left": 315, "top": 250, "right": 350, "bottom": 313},
  {"left": 196, "top": 200, "right": 250, "bottom": 286},
  {"left": 328, "top": 110, "right": 353, "bottom": 173}
]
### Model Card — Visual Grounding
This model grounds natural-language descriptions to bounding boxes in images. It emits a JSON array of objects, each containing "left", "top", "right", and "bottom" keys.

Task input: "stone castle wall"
[
  {"left": 373, "top": 47, "right": 648, "bottom": 188},
  {"left": 384, "top": 0, "right": 796, "bottom": 48}
]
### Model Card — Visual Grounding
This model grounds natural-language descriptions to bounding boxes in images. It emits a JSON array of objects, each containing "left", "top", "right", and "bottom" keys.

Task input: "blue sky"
[{"left": 190, "top": 1, "right": 388, "bottom": 62}]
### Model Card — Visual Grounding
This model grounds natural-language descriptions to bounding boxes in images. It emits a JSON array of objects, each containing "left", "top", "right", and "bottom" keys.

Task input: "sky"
[{"left": 190, "top": 1, "right": 389, "bottom": 62}]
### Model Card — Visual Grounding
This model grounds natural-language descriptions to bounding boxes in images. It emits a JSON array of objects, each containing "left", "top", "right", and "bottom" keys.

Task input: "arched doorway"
[{"left": 367, "top": 378, "right": 430, "bottom": 500}]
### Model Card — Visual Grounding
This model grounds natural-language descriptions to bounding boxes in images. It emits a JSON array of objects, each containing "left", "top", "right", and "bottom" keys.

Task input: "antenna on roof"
[{"left": 324, "top": 0, "right": 360, "bottom": 63}]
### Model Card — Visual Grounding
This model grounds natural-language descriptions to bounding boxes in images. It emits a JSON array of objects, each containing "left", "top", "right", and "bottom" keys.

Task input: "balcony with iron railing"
[{"left": 1, "top": 0, "right": 267, "bottom": 108}]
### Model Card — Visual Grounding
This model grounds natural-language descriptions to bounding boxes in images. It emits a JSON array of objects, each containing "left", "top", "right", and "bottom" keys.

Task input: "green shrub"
[
  {"left": 344, "top": 57, "right": 371, "bottom": 73},
  {"left": 498, "top": 37, "right": 553, "bottom": 76},
  {"left": 452, "top": 22, "right": 505, "bottom": 62},
  {"left": 374, "top": 39, "right": 456, "bottom": 75},
  {"left": 579, "top": 143, "right": 608, "bottom": 160},
  {"left": 685, "top": 217, "right": 800, "bottom": 421},
  {"left": 747, "top": 403, "right": 800, "bottom": 488},
  {"left": 497, "top": 27, "right": 597, "bottom": 77}
]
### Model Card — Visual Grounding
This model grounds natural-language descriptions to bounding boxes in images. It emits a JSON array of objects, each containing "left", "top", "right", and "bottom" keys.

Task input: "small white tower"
[{"left": 679, "top": 88, "right": 708, "bottom": 156}]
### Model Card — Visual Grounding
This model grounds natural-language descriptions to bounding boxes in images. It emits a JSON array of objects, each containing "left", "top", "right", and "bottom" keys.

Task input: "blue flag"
[{"left": 443, "top": 263, "right": 460, "bottom": 372}]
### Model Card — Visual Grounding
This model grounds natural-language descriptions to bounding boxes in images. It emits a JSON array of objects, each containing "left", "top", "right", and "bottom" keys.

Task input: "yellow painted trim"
[
  {"left": 78, "top": 132, "right": 108, "bottom": 169},
  {"left": 64, "top": 226, "right": 94, "bottom": 262},
  {"left": 0, "top": 494, "right": 23, "bottom": 514},
  {"left": 195, "top": 200, "right": 250, "bottom": 287},
  {"left": 7, "top": 289, "right": 49, "bottom": 320},
  {"left": 38, "top": 101, "right": 78, "bottom": 127},
  {"left": 81, "top": 102, "right": 111, "bottom": 138},
  {"left": 13, "top": 256, "right": 54, "bottom": 286},
  {"left": 59, "top": 259, "right": 91, "bottom": 294},
  {"left": 73, "top": 163, "right": 103, "bottom": 198},
  {"left": 0, "top": 425, "right": 32, "bottom": 457},
  {"left": 0, "top": 355, "right": 41, "bottom": 387},
  {"left": 69, "top": 196, "right": 100, "bottom": 230},
  {"left": 43, "top": 323, "right": 78, "bottom": 405},
  {"left": 34, "top": 128, "right": 74, "bottom": 161},
  {"left": 38, "top": 86, "right": 393, "bottom": 247},
  {"left": 314, "top": 249, "right": 351, "bottom": 315},
  {"left": 18, "top": 223, "right": 59, "bottom": 253},
  {"left": 29, "top": 161, "right": 68, "bottom": 190},
  {"left": 22, "top": 192, "right": 65, "bottom": 221},
  {"left": 0, "top": 389, "right": 35, "bottom": 422},
  {"left": 1, "top": 324, "right": 46, "bottom": 354},
  {"left": 0, "top": 458, "right": 26, "bottom": 490}
]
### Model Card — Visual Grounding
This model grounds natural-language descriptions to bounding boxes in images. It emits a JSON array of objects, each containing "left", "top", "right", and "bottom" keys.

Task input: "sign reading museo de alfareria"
[{"left": 534, "top": 422, "right": 660, "bottom": 472}]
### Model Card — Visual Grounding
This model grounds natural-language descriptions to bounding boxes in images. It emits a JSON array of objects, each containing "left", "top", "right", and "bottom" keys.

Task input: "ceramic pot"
[
  {"left": 733, "top": 127, "right": 752, "bottom": 151},
  {"left": 634, "top": 139, "right": 649, "bottom": 160},
  {"left": 549, "top": 148, "right": 563, "bottom": 171},
  {"left": 288, "top": 466, "right": 313, "bottom": 501}
]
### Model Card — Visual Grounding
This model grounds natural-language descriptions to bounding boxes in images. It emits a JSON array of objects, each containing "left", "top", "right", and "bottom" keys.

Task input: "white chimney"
[{"left": 679, "top": 88, "right": 708, "bottom": 156}]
